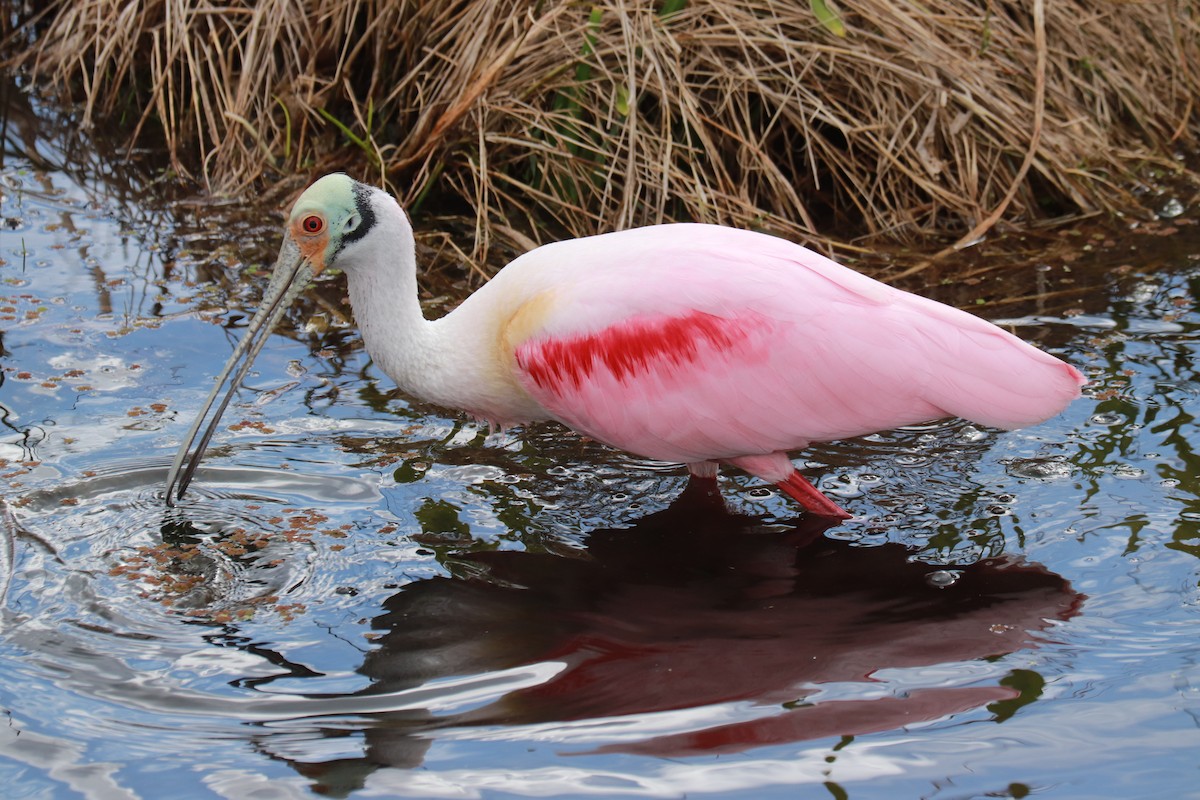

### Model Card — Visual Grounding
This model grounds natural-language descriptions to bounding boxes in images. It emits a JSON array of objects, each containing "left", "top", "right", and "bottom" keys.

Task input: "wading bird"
[{"left": 166, "top": 174, "right": 1085, "bottom": 518}]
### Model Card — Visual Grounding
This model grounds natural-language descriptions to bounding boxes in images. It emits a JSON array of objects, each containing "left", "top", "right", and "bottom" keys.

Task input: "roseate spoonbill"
[{"left": 165, "top": 173, "right": 1085, "bottom": 517}]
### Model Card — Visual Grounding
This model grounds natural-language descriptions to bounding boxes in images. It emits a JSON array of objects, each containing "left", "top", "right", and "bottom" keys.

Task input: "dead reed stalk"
[{"left": 5, "top": 0, "right": 1198, "bottom": 270}]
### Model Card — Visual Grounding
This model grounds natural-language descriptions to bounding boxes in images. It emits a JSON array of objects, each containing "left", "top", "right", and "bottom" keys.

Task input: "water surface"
[{"left": 2, "top": 85, "right": 1199, "bottom": 799}]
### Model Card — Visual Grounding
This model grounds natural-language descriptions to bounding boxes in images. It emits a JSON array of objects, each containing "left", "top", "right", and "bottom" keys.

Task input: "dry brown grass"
[{"left": 5, "top": 0, "right": 1199, "bottom": 269}]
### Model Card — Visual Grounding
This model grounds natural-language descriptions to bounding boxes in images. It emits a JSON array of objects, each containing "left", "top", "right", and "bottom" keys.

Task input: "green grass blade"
[{"left": 810, "top": 0, "right": 847, "bottom": 37}]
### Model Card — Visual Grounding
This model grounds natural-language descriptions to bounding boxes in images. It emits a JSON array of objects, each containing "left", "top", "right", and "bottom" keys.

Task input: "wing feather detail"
[{"left": 494, "top": 224, "right": 1082, "bottom": 463}]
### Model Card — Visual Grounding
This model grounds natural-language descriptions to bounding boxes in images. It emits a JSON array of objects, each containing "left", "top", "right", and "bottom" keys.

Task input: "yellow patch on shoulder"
[{"left": 500, "top": 290, "right": 558, "bottom": 356}]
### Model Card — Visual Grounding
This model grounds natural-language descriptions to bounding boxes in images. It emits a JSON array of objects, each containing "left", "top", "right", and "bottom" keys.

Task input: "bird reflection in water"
[{"left": 269, "top": 482, "right": 1082, "bottom": 793}]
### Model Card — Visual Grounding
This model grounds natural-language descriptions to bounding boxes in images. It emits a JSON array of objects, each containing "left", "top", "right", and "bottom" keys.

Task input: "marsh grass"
[{"left": 5, "top": 0, "right": 1199, "bottom": 270}]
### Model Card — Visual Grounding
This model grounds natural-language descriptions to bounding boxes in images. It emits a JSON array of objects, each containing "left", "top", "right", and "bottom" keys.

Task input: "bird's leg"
[
  {"left": 684, "top": 461, "right": 724, "bottom": 506},
  {"left": 776, "top": 470, "right": 852, "bottom": 520},
  {"left": 724, "top": 453, "right": 852, "bottom": 521}
]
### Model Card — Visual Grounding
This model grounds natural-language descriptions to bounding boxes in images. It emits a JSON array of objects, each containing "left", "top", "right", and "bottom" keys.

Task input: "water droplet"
[
  {"left": 959, "top": 425, "right": 987, "bottom": 442},
  {"left": 1006, "top": 457, "right": 1073, "bottom": 480},
  {"left": 1111, "top": 464, "right": 1145, "bottom": 478},
  {"left": 1089, "top": 412, "right": 1125, "bottom": 425},
  {"left": 747, "top": 487, "right": 773, "bottom": 498},
  {"left": 1158, "top": 197, "right": 1185, "bottom": 218},
  {"left": 926, "top": 569, "right": 962, "bottom": 588}
]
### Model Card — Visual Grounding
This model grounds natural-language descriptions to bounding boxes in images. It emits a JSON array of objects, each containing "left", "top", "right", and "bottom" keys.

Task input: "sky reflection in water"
[{"left": 1, "top": 81, "right": 1199, "bottom": 799}]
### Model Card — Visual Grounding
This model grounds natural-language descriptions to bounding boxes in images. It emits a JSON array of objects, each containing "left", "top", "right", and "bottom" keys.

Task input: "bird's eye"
[{"left": 301, "top": 214, "right": 325, "bottom": 234}]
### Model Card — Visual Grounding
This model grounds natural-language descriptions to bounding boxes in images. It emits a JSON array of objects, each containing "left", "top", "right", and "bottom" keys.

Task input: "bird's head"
[{"left": 284, "top": 173, "right": 380, "bottom": 277}]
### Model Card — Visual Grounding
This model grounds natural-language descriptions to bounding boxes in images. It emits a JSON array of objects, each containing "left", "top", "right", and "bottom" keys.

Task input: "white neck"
[{"left": 340, "top": 198, "right": 544, "bottom": 426}]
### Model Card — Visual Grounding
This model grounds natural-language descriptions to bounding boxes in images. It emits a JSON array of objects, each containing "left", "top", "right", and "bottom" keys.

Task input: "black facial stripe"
[
  {"left": 345, "top": 182, "right": 377, "bottom": 245},
  {"left": 328, "top": 182, "right": 378, "bottom": 264}
]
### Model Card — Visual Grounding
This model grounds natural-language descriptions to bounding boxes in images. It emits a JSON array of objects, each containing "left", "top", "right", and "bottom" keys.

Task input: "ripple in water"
[
  {"left": 1, "top": 463, "right": 1086, "bottom": 791},
  {"left": 1003, "top": 456, "right": 1075, "bottom": 480},
  {"left": 0, "top": 459, "right": 396, "bottom": 756}
]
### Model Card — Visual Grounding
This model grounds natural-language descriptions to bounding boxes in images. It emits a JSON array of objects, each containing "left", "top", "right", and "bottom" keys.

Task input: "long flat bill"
[{"left": 164, "top": 236, "right": 311, "bottom": 506}]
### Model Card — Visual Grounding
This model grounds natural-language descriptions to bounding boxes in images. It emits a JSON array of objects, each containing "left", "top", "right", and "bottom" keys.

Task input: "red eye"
[{"left": 301, "top": 214, "right": 324, "bottom": 234}]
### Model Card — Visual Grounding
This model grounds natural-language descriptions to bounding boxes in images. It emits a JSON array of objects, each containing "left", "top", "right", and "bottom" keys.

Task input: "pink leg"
[
  {"left": 776, "top": 470, "right": 852, "bottom": 520},
  {"left": 727, "top": 453, "right": 852, "bottom": 520}
]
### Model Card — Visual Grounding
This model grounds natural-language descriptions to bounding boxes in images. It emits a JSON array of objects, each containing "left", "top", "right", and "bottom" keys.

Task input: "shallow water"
[{"left": 2, "top": 89, "right": 1200, "bottom": 800}]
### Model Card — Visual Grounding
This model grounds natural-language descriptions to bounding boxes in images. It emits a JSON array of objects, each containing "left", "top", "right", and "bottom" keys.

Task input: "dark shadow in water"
[{"left": 261, "top": 481, "right": 1083, "bottom": 796}]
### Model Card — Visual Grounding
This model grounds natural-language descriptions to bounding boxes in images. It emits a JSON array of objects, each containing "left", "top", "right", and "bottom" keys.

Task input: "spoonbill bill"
[{"left": 166, "top": 174, "right": 1085, "bottom": 518}]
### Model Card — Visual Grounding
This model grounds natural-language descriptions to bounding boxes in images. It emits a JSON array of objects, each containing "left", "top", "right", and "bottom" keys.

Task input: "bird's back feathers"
[{"left": 490, "top": 224, "right": 1082, "bottom": 462}]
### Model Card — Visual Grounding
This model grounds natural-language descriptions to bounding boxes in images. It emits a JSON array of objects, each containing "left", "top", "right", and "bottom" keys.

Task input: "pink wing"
[{"left": 508, "top": 224, "right": 1083, "bottom": 465}]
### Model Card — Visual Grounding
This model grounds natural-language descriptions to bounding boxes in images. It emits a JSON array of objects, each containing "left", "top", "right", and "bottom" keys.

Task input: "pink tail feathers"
[
  {"left": 909, "top": 306, "right": 1087, "bottom": 431},
  {"left": 776, "top": 471, "right": 852, "bottom": 519}
]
